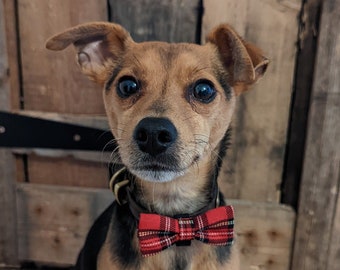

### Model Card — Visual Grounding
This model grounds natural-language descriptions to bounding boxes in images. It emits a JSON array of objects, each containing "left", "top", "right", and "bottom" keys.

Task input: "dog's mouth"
[
  {"left": 128, "top": 158, "right": 187, "bottom": 182},
  {"left": 125, "top": 151, "right": 202, "bottom": 183},
  {"left": 135, "top": 164, "right": 176, "bottom": 171},
  {"left": 130, "top": 166, "right": 186, "bottom": 183}
]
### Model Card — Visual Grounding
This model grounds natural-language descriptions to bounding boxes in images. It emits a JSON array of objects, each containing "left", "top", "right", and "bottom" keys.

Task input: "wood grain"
[
  {"left": 17, "top": 184, "right": 113, "bottom": 265},
  {"left": 328, "top": 195, "right": 340, "bottom": 270},
  {"left": 232, "top": 200, "right": 295, "bottom": 270},
  {"left": 16, "top": 110, "right": 109, "bottom": 130},
  {"left": 17, "top": 184, "right": 295, "bottom": 268},
  {"left": 18, "top": 0, "right": 107, "bottom": 114},
  {"left": 16, "top": 0, "right": 110, "bottom": 188},
  {"left": 0, "top": 1, "right": 18, "bottom": 265},
  {"left": 291, "top": 0, "right": 340, "bottom": 268},
  {"left": 202, "top": 0, "right": 300, "bottom": 203},
  {"left": 109, "top": 0, "right": 201, "bottom": 43},
  {"left": 3, "top": 0, "right": 21, "bottom": 110},
  {"left": 27, "top": 154, "right": 109, "bottom": 188}
]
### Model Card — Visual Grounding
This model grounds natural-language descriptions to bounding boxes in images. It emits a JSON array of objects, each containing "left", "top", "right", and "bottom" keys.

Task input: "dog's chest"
[
  {"left": 98, "top": 238, "right": 232, "bottom": 270},
  {"left": 142, "top": 242, "right": 221, "bottom": 270}
]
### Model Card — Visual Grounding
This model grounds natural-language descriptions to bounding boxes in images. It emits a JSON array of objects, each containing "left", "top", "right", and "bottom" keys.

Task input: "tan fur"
[
  {"left": 46, "top": 21, "right": 268, "bottom": 270},
  {"left": 98, "top": 229, "right": 240, "bottom": 270}
]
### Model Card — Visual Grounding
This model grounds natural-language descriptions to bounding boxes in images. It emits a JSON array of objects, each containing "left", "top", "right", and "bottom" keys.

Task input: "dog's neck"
[{"left": 131, "top": 153, "right": 220, "bottom": 217}]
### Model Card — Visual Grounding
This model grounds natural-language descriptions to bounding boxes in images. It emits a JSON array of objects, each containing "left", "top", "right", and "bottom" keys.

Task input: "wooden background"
[{"left": 0, "top": 0, "right": 339, "bottom": 269}]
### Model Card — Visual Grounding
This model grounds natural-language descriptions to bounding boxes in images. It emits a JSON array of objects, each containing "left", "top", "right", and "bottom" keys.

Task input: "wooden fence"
[{"left": 0, "top": 0, "right": 339, "bottom": 269}]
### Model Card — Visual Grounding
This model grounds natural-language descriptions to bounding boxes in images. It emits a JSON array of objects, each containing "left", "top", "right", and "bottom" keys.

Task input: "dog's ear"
[
  {"left": 46, "top": 22, "right": 132, "bottom": 85},
  {"left": 206, "top": 24, "right": 269, "bottom": 95}
]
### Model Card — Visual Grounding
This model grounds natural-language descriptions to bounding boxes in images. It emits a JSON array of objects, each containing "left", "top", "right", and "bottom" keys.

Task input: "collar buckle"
[{"left": 109, "top": 167, "right": 130, "bottom": 205}]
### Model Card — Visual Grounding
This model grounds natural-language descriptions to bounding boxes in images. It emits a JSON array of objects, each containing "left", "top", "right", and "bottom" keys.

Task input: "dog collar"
[
  {"left": 109, "top": 166, "right": 221, "bottom": 220},
  {"left": 109, "top": 166, "right": 130, "bottom": 205}
]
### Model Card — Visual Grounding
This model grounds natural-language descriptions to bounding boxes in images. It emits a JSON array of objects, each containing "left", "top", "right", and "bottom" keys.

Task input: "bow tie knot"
[{"left": 138, "top": 206, "right": 234, "bottom": 257}]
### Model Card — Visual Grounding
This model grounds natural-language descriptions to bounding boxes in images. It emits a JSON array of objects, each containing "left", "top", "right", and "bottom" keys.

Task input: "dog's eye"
[
  {"left": 117, "top": 77, "right": 140, "bottom": 98},
  {"left": 192, "top": 81, "right": 216, "bottom": 103}
]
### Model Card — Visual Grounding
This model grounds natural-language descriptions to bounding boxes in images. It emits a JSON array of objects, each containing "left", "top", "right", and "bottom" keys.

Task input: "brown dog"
[{"left": 46, "top": 22, "right": 268, "bottom": 270}]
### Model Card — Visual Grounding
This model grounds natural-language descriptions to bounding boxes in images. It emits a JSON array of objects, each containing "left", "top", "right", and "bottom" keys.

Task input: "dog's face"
[
  {"left": 46, "top": 22, "right": 268, "bottom": 183},
  {"left": 104, "top": 41, "right": 236, "bottom": 182}
]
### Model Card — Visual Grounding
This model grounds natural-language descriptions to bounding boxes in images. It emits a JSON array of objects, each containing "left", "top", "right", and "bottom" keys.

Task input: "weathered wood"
[
  {"left": 16, "top": 110, "right": 109, "bottom": 130},
  {"left": 282, "top": 0, "right": 323, "bottom": 209},
  {"left": 17, "top": 0, "right": 109, "bottom": 188},
  {"left": 202, "top": 0, "right": 300, "bottom": 203},
  {"left": 16, "top": 184, "right": 113, "bottom": 265},
  {"left": 27, "top": 154, "right": 109, "bottom": 188},
  {"left": 291, "top": 0, "right": 340, "bottom": 268},
  {"left": 0, "top": 2, "right": 11, "bottom": 111},
  {"left": 0, "top": 1, "right": 18, "bottom": 266},
  {"left": 3, "top": 0, "right": 21, "bottom": 110},
  {"left": 232, "top": 200, "right": 295, "bottom": 270},
  {"left": 328, "top": 195, "right": 340, "bottom": 270},
  {"left": 108, "top": 0, "right": 202, "bottom": 43},
  {"left": 0, "top": 151, "right": 18, "bottom": 266},
  {"left": 16, "top": 184, "right": 295, "bottom": 268},
  {"left": 17, "top": 0, "right": 107, "bottom": 114},
  {"left": 12, "top": 149, "right": 111, "bottom": 163}
]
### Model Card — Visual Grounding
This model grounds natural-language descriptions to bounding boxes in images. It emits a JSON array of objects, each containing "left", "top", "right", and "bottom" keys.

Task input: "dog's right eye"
[
  {"left": 191, "top": 80, "right": 216, "bottom": 104},
  {"left": 117, "top": 77, "right": 140, "bottom": 98}
]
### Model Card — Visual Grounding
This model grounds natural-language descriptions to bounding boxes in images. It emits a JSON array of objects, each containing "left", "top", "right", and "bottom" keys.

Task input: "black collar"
[{"left": 109, "top": 167, "right": 221, "bottom": 220}]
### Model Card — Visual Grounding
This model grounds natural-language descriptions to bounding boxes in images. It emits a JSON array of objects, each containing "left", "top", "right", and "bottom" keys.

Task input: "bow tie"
[{"left": 137, "top": 206, "right": 234, "bottom": 257}]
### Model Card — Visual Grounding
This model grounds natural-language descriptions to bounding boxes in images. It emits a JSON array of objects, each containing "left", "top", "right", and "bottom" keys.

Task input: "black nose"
[{"left": 133, "top": 117, "right": 178, "bottom": 157}]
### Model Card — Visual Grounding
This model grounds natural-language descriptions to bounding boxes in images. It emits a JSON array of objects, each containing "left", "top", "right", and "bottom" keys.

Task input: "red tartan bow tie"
[{"left": 137, "top": 205, "right": 234, "bottom": 257}]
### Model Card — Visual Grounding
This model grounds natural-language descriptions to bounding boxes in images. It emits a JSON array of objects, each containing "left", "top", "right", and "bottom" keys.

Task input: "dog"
[{"left": 46, "top": 21, "right": 268, "bottom": 270}]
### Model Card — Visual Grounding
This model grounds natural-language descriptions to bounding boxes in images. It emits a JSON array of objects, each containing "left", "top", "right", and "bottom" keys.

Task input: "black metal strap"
[{"left": 0, "top": 111, "right": 115, "bottom": 151}]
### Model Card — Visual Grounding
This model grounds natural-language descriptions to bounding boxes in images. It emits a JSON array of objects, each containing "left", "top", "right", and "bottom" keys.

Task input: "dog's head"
[{"left": 46, "top": 22, "right": 268, "bottom": 183}]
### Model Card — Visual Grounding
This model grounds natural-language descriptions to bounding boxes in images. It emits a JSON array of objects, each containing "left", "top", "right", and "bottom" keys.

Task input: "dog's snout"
[{"left": 134, "top": 117, "right": 178, "bottom": 156}]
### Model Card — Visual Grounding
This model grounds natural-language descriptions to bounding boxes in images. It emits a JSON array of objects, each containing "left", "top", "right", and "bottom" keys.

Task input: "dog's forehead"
[{"left": 124, "top": 41, "right": 214, "bottom": 72}]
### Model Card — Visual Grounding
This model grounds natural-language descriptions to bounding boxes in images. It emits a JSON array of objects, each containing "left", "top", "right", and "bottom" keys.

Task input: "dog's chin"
[{"left": 129, "top": 168, "right": 186, "bottom": 183}]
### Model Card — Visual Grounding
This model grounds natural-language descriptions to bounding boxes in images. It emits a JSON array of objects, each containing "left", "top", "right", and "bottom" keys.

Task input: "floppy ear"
[
  {"left": 206, "top": 24, "right": 269, "bottom": 95},
  {"left": 46, "top": 22, "right": 132, "bottom": 85}
]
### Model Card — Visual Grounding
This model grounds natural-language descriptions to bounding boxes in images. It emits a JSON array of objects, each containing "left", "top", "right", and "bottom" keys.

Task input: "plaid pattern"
[{"left": 138, "top": 206, "right": 234, "bottom": 257}]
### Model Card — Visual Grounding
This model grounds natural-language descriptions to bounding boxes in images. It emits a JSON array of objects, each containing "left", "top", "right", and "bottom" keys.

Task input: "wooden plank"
[
  {"left": 202, "top": 0, "right": 300, "bottom": 202},
  {"left": 16, "top": 110, "right": 109, "bottom": 130},
  {"left": 17, "top": 184, "right": 113, "bottom": 265},
  {"left": 0, "top": 1, "right": 19, "bottom": 266},
  {"left": 231, "top": 200, "right": 295, "bottom": 270},
  {"left": 18, "top": 0, "right": 107, "bottom": 114},
  {"left": 291, "top": 0, "right": 340, "bottom": 268},
  {"left": 108, "top": 0, "right": 202, "bottom": 43},
  {"left": 0, "top": 2, "right": 11, "bottom": 112},
  {"left": 12, "top": 149, "right": 111, "bottom": 163},
  {"left": 17, "top": 0, "right": 109, "bottom": 188},
  {"left": 3, "top": 0, "right": 21, "bottom": 110},
  {"left": 328, "top": 194, "right": 340, "bottom": 270},
  {"left": 282, "top": 0, "right": 323, "bottom": 209},
  {"left": 27, "top": 154, "right": 109, "bottom": 188},
  {"left": 0, "top": 151, "right": 19, "bottom": 266},
  {"left": 16, "top": 184, "right": 295, "bottom": 268}
]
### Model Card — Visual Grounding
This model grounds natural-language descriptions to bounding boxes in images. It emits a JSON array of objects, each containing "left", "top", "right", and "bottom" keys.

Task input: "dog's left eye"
[
  {"left": 192, "top": 81, "right": 216, "bottom": 103},
  {"left": 117, "top": 77, "right": 140, "bottom": 98}
]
